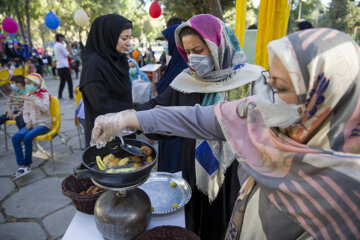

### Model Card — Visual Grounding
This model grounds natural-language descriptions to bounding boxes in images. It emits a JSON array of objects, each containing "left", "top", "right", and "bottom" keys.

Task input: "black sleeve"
[
  {"left": 134, "top": 86, "right": 176, "bottom": 111},
  {"left": 82, "top": 81, "right": 134, "bottom": 114}
]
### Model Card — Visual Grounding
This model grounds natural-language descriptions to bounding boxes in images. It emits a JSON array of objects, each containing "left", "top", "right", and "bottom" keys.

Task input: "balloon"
[
  {"left": 2, "top": 17, "right": 18, "bottom": 34},
  {"left": 149, "top": 1, "right": 162, "bottom": 18},
  {"left": 132, "top": 50, "right": 139, "bottom": 59},
  {"left": 74, "top": 9, "right": 89, "bottom": 27},
  {"left": 9, "top": 33, "right": 14, "bottom": 37},
  {"left": 45, "top": 11, "right": 60, "bottom": 30}
]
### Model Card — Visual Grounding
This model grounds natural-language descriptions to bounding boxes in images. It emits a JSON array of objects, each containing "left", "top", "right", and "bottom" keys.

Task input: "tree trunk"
[
  {"left": 25, "top": 0, "right": 33, "bottom": 49},
  {"left": 78, "top": 28, "right": 82, "bottom": 43},
  {"left": 14, "top": 8, "right": 27, "bottom": 44},
  {"left": 208, "top": 0, "right": 223, "bottom": 20}
]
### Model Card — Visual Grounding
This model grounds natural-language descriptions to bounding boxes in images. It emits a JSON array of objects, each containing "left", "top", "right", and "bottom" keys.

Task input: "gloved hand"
[{"left": 91, "top": 110, "right": 134, "bottom": 148}]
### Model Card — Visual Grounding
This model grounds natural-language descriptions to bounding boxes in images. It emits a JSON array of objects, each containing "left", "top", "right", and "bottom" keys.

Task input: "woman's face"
[
  {"left": 116, "top": 29, "right": 132, "bottom": 54},
  {"left": 128, "top": 62, "right": 136, "bottom": 68},
  {"left": 181, "top": 34, "right": 210, "bottom": 57},
  {"left": 269, "top": 55, "right": 299, "bottom": 104}
]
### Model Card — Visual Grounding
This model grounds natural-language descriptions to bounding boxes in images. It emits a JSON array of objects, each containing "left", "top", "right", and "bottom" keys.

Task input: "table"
[
  {"left": 62, "top": 208, "right": 185, "bottom": 240},
  {"left": 63, "top": 172, "right": 185, "bottom": 240},
  {"left": 139, "top": 64, "right": 162, "bottom": 97}
]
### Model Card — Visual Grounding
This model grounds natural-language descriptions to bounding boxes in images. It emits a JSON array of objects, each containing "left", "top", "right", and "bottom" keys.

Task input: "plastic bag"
[{"left": 132, "top": 79, "right": 151, "bottom": 104}]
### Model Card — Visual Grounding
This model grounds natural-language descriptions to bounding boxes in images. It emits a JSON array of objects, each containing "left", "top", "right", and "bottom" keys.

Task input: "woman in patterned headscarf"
[
  {"left": 12, "top": 73, "right": 51, "bottom": 180},
  {"left": 103, "top": 14, "right": 265, "bottom": 240},
  {"left": 93, "top": 28, "right": 360, "bottom": 239}
]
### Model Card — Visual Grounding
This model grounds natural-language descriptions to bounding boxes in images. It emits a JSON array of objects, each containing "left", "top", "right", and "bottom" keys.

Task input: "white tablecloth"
[{"left": 62, "top": 172, "right": 185, "bottom": 240}]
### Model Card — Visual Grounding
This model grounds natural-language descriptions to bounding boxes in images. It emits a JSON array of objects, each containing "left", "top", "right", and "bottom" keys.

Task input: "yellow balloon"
[{"left": 74, "top": 9, "right": 89, "bottom": 27}]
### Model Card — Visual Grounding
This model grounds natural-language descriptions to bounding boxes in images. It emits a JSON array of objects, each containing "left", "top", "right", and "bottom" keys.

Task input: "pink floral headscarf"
[{"left": 216, "top": 28, "right": 360, "bottom": 239}]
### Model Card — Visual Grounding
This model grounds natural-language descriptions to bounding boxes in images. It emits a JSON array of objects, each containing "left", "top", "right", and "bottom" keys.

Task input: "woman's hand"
[{"left": 92, "top": 110, "right": 140, "bottom": 147}]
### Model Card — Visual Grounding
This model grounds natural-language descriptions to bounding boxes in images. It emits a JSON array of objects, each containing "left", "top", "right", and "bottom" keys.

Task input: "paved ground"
[{"left": 0, "top": 74, "right": 154, "bottom": 240}]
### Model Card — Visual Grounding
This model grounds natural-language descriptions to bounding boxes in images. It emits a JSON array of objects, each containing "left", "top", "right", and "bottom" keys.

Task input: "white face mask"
[
  {"left": 188, "top": 54, "right": 214, "bottom": 76},
  {"left": 255, "top": 86, "right": 301, "bottom": 129}
]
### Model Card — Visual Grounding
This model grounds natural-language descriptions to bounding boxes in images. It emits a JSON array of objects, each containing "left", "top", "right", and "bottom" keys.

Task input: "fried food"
[
  {"left": 118, "top": 157, "right": 129, "bottom": 166},
  {"left": 130, "top": 155, "right": 142, "bottom": 163},
  {"left": 145, "top": 156, "right": 153, "bottom": 163},
  {"left": 140, "top": 145, "right": 153, "bottom": 156},
  {"left": 102, "top": 154, "right": 115, "bottom": 165},
  {"left": 80, "top": 185, "right": 104, "bottom": 195},
  {"left": 96, "top": 156, "right": 106, "bottom": 171}
]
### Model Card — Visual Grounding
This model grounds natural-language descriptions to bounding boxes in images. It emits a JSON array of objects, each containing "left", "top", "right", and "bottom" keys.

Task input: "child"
[
  {"left": 12, "top": 73, "right": 51, "bottom": 180},
  {"left": 128, "top": 58, "right": 152, "bottom": 102},
  {"left": 0, "top": 75, "right": 26, "bottom": 129}
]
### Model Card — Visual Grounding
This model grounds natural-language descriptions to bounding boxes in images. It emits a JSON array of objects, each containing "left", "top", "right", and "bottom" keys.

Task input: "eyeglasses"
[
  {"left": 261, "top": 70, "right": 295, "bottom": 103},
  {"left": 261, "top": 70, "right": 277, "bottom": 103}
]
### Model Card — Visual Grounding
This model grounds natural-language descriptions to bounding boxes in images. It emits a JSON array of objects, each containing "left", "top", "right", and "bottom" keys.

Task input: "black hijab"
[{"left": 79, "top": 14, "right": 132, "bottom": 96}]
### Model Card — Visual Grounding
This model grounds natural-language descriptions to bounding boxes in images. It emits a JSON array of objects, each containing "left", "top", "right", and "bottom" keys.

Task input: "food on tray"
[
  {"left": 140, "top": 145, "right": 153, "bottom": 156},
  {"left": 80, "top": 185, "right": 104, "bottom": 195},
  {"left": 171, "top": 203, "right": 179, "bottom": 209},
  {"left": 94, "top": 146, "right": 154, "bottom": 173},
  {"left": 170, "top": 181, "right": 177, "bottom": 188}
]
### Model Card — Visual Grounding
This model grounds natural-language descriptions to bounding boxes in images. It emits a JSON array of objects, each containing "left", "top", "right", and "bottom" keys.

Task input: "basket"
[
  {"left": 61, "top": 175, "right": 104, "bottom": 214},
  {"left": 135, "top": 226, "right": 200, "bottom": 240}
]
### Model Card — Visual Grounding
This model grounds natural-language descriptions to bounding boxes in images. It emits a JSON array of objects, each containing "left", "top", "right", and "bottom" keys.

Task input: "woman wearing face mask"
[
  {"left": 79, "top": 14, "right": 134, "bottom": 146},
  {"left": 151, "top": 23, "right": 189, "bottom": 174},
  {"left": 93, "top": 28, "right": 360, "bottom": 239},
  {"left": 12, "top": 73, "right": 51, "bottom": 180},
  {"left": 0, "top": 75, "right": 26, "bottom": 130},
  {"left": 128, "top": 58, "right": 152, "bottom": 99},
  {"left": 131, "top": 14, "right": 264, "bottom": 240}
]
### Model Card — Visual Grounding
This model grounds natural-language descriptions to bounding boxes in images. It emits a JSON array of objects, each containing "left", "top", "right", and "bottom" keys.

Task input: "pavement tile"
[
  {"left": 3, "top": 177, "right": 71, "bottom": 218},
  {"left": 0, "top": 151, "right": 45, "bottom": 177},
  {"left": 0, "top": 177, "right": 15, "bottom": 201},
  {"left": 14, "top": 168, "right": 47, "bottom": 187},
  {"left": 43, "top": 204, "right": 76, "bottom": 239},
  {"left": 0, "top": 222, "right": 46, "bottom": 240},
  {"left": 42, "top": 150, "right": 83, "bottom": 175}
]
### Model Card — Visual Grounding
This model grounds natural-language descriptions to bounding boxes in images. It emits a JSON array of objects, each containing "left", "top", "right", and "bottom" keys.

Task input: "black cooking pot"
[{"left": 74, "top": 138, "right": 157, "bottom": 188}]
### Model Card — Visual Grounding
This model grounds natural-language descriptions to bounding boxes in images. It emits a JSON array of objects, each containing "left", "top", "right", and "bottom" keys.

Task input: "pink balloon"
[{"left": 2, "top": 17, "right": 18, "bottom": 34}]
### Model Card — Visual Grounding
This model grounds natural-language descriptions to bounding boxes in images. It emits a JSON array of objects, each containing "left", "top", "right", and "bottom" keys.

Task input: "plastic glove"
[{"left": 91, "top": 110, "right": 134, "bottom": 148}]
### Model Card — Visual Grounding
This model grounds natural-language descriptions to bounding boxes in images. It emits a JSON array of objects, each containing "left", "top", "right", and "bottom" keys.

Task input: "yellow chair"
[
  {"left": 24, "top": 65, "right": 29, "bottom": 76},
  {"left": 74, "top": 87, "right": 84, "bottom": 149},
  {"left": 4, "top": 120, "right": 16, "bottom": 151},
  {"left": 0, "top": 69, "right": 10, "bottom": 98},
  {"left": 13, "top": 67, "right": 24, "bottom": 76},
  {"left": 34, "top": 96, "right": 73, "bottom": 169}
]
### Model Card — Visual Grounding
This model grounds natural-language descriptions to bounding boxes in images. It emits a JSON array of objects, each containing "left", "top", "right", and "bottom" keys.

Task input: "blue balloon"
[
  {"left": 44, "top": 11, "right": 60, "bottom": 30},
  {"left": 9, "top": 33, "right": 14, "bottom": 37}
]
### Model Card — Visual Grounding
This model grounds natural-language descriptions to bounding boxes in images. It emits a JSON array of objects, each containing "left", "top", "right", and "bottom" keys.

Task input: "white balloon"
[{"left": 74, "top": 9, "right": 89, "bottom": 27}]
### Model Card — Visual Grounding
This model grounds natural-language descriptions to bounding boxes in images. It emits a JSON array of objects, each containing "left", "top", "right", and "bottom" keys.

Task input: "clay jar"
[{"left": 94, "top": 188, "right": 151, "bottom": 240}]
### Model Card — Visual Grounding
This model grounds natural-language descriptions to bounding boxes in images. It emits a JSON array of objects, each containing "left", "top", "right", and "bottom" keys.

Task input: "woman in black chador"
[{"left": 79, "top": 14, "right": 133, "bottom": 146}]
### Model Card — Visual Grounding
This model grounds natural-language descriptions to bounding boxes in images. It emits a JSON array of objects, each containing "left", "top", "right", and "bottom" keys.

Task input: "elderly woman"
[
  {"left": 93, "top": 28, "right": 360, "bottom": 239},
  {"left": 134, "top": 14, "right": 264, "bottom": 240}
]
